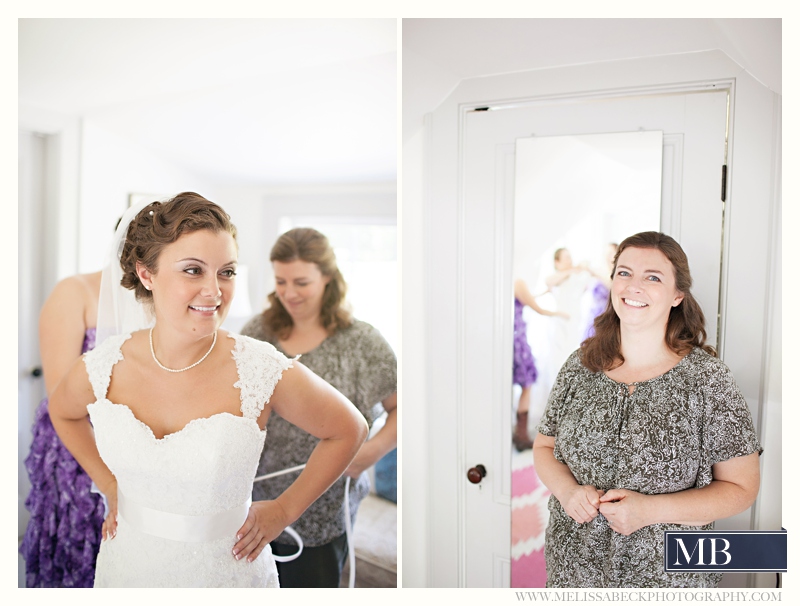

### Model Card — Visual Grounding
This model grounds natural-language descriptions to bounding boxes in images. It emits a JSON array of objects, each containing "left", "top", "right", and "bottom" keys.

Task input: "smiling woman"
[
  {"left": 48, "top": 193, "right": 368, "bottom": 587},
  {"left": 609, "top": 248, "right": 686, "bottom": 360},
  {"left": 532, "top": 231, "right": 762, "bottom": 588},
  {"left": 241, "top": 227, "right": 397, "bottom": 588}
]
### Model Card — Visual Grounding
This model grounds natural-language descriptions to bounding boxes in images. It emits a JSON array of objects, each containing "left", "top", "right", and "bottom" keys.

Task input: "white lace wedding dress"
[{"left": 84, "top": 332, "right": 293, "bottom": 587}]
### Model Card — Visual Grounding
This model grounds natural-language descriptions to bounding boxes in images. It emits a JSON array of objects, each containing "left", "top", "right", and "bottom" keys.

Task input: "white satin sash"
[{"left": 118, "top": 490, "right": 250, "bottom": 543}]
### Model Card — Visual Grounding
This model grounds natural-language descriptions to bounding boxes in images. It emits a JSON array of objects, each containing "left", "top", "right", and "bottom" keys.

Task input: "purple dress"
[
  {"left": 582, "top": 280, "right": 610, "bottom": 341},
  {"left": 513, "top": 298, "right": 538, "bottom": 388},
  {"left": 20, "top": 328, "right": 105, "bottom": 588}
]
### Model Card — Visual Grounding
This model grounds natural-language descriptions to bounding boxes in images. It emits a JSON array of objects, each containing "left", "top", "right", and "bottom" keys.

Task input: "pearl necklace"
[{"left": 149, "top": 327, "right": 217, "bottom": 373}]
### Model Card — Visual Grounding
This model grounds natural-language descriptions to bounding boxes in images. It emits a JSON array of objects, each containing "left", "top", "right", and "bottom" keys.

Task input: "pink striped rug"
[{"left": 511, "top": 449, "right": 550, "bottom": 587}]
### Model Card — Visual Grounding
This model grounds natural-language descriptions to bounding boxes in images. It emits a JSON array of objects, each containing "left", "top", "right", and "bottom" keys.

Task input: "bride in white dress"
[{"left": 49, "top": 193, "right": 368, "bottom": 587}]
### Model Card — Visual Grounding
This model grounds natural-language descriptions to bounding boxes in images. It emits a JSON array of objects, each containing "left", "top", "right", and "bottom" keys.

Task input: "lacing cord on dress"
[
  {"left": 253, "top": 464, "right": 357, "bottom": 588},
  {"left": 252, "top": 465, "right": 306, "bottom": 564}
]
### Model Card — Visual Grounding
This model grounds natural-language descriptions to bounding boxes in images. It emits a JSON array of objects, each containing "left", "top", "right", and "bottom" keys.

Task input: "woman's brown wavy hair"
[
  {"left": 581, "top": 231, "right": 716, "bottom": 372},
  {"left": 261, "top": 227, "right": 352, "bottom": 340},
  {"left": 119, "top": 192, "right": 237, "bottom": 303}
]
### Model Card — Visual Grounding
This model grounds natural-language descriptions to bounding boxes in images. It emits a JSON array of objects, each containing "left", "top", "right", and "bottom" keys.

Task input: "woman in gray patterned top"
[
  {"left": 242, "top": 227, "right": 397, "bottom": 587},
  {"left": 533, "top": 231, "right": 762, "bottom": 588}
]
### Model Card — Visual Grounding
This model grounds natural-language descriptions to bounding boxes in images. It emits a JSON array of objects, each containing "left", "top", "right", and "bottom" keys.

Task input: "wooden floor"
[{"left": 340, "top": 556, "right": 397, "bottom": 588}]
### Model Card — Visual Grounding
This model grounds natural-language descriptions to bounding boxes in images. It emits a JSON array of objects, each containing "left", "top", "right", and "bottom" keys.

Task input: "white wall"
[
  {"left": 18, "top": 108, "right": 221, "bottom": 280},
  {"left": 78, "top": 120, "right": 219, "bottom": 274},
  {"left": 400, "top": 127, "right": 429, "bottom": 587},
  {"left": 407, "top": 49, "right": 782, "bottom": 587},
  {"left": 19, "top": 105, "right": 396, "bottom": 344},
  {"left": 21, "top": 109, "right": 397, "bottom": 311},
  {"left": 746, "top": 94, "right": 782, "bottom": 590},
  {"left": 19, "top": 106, "right": 81, "bottom": 281},
  {"left": 23, "top": 114, "right": 397, "bottom": 337}
]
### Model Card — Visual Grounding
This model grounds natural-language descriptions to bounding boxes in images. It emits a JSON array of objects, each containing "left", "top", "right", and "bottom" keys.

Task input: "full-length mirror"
[{"left": 510, "top": 131, "right": 663, "bottom": 587}]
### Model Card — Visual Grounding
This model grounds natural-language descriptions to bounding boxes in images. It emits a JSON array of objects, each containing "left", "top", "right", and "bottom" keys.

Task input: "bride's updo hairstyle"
[
  {"left": 120, "top": 192, "right": 237, "bottom": 303},
  {"left": 580, "top": 231, "right": 716, "bottom": 372},
  {"left": 261, "top": 227, "right": 352, "bottom": 340}
]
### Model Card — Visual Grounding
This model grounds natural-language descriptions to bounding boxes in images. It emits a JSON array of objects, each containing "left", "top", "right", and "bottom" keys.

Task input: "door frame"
[
  {"left": 421, "top": 50, "right": 781, "bottom": 587},
  {"left": 19, "top": 106, "right": 82, "bottom": 281},
  {"left": 459, "top": 80, "right": 735, "bottom": 589},
  {"left": 17, "top": 108, "right": 82, "bottom": 540}
]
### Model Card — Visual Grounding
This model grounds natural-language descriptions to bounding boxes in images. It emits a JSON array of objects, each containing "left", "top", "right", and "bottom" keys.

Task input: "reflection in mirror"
[{"left": 510, "top": 131, "right": 663, "bottom": 587}]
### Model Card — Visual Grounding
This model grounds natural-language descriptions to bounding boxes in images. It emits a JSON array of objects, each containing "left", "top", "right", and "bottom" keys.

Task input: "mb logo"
[
  {"left": 672, "top": 537, "right": 731, "bottom": 566},
  {"left": 664, "top": 529, "right": 786, "bottom": 573}
]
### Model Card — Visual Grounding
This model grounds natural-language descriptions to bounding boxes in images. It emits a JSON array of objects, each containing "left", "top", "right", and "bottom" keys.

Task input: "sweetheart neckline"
[{"left": 89, "top": 400, "right": 264, "bottom": 442}]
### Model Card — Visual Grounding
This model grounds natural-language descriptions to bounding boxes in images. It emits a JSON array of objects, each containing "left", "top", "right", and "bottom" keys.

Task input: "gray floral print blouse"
[
  {"left": 241, "top": 316, "right": 397, "bottom": 547},
  {"left": 536, "top": 347, "right": 762, "bottom": 588}
]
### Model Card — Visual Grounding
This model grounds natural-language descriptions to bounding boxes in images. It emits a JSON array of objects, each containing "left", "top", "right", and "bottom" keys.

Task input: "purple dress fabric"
[
  {"left": 20, "top": 328, "right": 105, "bottom": 588},
  {"left": 582, "top": 280, "right": 610, "bottom": 341},
  {"left": 513, "top": 298, "right": 538, "bottom": 388}
]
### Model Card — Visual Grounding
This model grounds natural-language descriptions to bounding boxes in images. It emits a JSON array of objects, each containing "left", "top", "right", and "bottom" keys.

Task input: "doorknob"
[
  {"left": 30, "top": 366, "right": 42, "bottom": 378},
  {"left": 467, "top": 464, "right": 487, "bottom": 484}
]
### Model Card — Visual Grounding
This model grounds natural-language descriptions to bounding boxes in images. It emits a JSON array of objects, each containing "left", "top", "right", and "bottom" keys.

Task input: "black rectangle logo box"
[{"left": 664, "top": 529, "right": 786, "bottom": 573}]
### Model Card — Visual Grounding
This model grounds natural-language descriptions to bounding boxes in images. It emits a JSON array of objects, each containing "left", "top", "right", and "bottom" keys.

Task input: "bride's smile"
[{"left": 137, "top": 229, "right": 238, "bottom": 337}]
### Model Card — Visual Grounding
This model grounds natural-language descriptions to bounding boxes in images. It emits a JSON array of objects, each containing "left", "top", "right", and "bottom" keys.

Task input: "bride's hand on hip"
[
  {"left": 233, "top": 500, "right": 290, "bottom": 563},
  {"left": 101, "top": 478, "right": 118, "bottom": 541}
]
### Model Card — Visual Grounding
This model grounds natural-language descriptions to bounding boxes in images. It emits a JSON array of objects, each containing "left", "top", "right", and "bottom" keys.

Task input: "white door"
[{"left": 460, "top": 88, "right": 729, "bottom": 587}]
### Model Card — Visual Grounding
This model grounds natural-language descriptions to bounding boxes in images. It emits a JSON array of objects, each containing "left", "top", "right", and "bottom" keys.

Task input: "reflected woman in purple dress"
[
  {"left": 512, "top": 279, "right": 568, "bottom": 451},
  {"left": 582, "top": 243, "right": 618, "bottom": 341},
  {"left": 20, "top": 271, "right": 106, "bottom": 587}
]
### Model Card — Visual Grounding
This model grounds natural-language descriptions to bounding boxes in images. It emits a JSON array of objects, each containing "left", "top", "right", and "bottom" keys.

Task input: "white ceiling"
[
  {"left": 403, "top": 18, "right": 782, "bottom": 142},
  {"left": 19, "top": 18, "right": 397, "bottom": 185},
  {"left": 18, "top": 19, "right": 782, "bottom": 184}
]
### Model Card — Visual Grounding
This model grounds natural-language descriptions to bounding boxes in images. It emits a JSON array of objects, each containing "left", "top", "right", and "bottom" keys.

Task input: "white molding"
[
  {"left": 494, "top": 553, "right": 511, "bottom": 588},
  {"left": 717, "top": 82, "right": 736, "bottom": 361},
  {"left": 19, "top": 105, "right": 82, "bottom": 281},
  {"left": 458, "top": 79, "right": 735, "bottom": 114},
  {"left": 421, "top": 110, "right": 436, "bottom": 589},
  {"left": 660, "top": 133, "right": 684, "bottom": 241},
  {"left": 495, "top": 142, "right": 515, "bottom": 508},
  {"left": 455, "top": 102, "right": 468, "bottom": 587},
  {"left": 753, "top": 90, "right": 782, "bottom": 532}
]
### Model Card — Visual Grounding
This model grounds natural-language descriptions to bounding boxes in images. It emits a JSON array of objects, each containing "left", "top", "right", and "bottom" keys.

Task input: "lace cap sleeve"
[
  {"left": 230, "top": 333, "right": 296, "bottom": 420},
  {"left": 82, "top": 334, "right": 130, "bottom": 402}
]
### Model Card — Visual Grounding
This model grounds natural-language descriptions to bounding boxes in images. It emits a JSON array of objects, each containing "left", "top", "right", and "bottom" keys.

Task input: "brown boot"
[{"left": 512, "top": 411, "right": 534, "bottom": 451}]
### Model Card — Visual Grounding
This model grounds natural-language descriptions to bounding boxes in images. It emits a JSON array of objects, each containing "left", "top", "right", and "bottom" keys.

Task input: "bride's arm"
[
  {"left": 49, "top": 359, "right": 119, "bottom": 539},
  {"left": 233, "top": 362, "right": 368, "bottom": 562}
]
